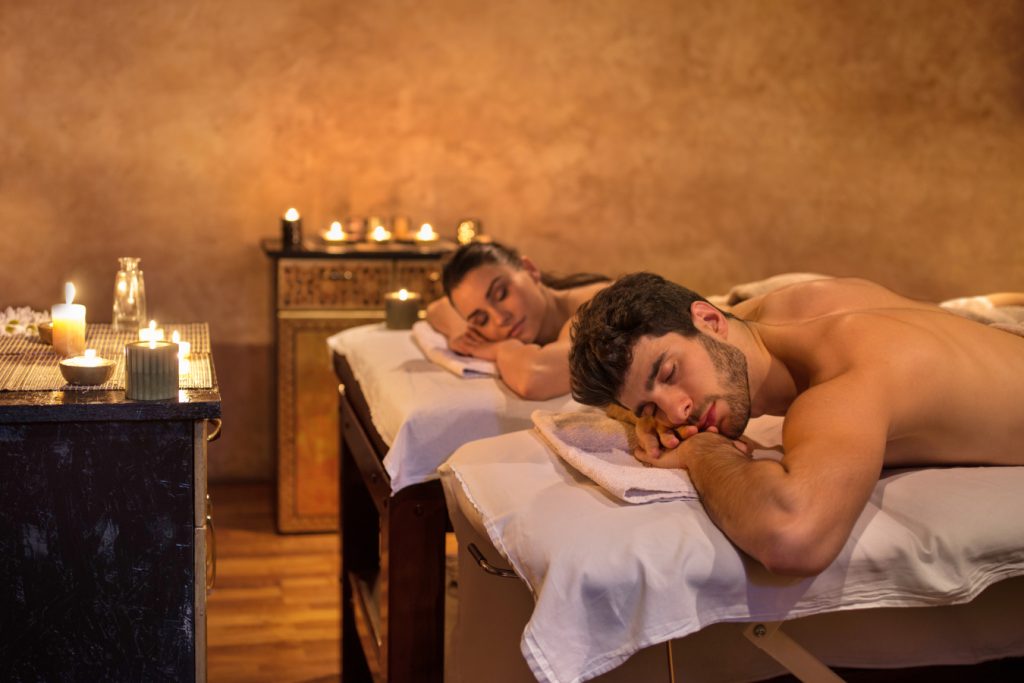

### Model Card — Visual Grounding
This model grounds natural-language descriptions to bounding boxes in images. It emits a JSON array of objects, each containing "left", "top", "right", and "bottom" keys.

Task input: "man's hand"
[
  {"left": 634, "top": 415, "right": 697, "bottom": 458},
  {"left": 634, "top": 429, "right": 750, "bottom": 469}
]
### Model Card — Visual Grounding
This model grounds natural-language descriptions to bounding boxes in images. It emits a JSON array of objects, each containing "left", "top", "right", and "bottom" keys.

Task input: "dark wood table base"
[{"left": 335, "top": 353, "right": 448, "bottom": 683}]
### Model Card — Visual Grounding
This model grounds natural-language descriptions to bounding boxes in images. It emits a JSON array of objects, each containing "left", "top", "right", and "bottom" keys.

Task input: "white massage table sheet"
[
  {"left": 441, "top": 416, "right": 1024, "bottom": 683},
  {"left": 327, "top": 323, "right": 581, "bottom": 492}
]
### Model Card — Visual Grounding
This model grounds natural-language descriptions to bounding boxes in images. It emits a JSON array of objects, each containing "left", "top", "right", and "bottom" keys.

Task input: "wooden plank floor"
[{"left": 207, "top": 482, "right": 340, "bottom": 683}]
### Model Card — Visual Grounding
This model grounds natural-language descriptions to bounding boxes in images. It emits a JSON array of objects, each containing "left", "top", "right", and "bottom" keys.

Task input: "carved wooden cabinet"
[{"left": 262, "top": 239, "right": 453, "bottom": 532}]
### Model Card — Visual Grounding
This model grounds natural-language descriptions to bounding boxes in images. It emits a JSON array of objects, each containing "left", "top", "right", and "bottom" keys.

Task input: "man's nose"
[{"left": 662, "top": 395, "right": 694, "bottom": 427}]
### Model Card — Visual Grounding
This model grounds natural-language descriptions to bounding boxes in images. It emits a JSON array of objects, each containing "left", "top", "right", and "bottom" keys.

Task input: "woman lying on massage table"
[{"left": 426, "top": 241, "right": 609, "bottom": 400}]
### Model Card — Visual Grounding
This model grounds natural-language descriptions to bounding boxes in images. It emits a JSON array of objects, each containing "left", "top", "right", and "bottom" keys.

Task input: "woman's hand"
[{"left": 449, "top": 327, "right": 503, "bottom": 360}]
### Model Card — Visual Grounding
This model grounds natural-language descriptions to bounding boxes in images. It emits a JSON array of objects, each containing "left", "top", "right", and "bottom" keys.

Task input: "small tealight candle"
[
  {"left": 322, "top": 221, "right": 349, "bottom": 242},
  {"left": 59, "top": 348, "right": 114, "bottom": 385},
  {"left": 139, "top": 319, "right": 165, "bottom": 342},
  {"left": 415, "top": 223, "right": 439, "bottom": 242},
  {"left": 370, "top": 225, "right": 392, "bottom": 242},
  {"left": 171, "top": 330, "right": 191, "bottom": 359},
  {"left": 385, "top": 288, "right": 421, "bottom": 329},
  {"left": 125, "top": 340, "right": 179, "bottom": 400},
  {"left": 52, "top": 281, "right": 86, "bottom": 357}
]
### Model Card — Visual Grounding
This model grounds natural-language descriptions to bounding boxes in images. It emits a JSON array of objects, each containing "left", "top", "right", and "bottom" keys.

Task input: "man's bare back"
[
  {"left": 734, "top": 278, "right": 1024, "bottom": 467},
  {"left": 569, "top": 273, "right": 1024, "bottom": 575}
]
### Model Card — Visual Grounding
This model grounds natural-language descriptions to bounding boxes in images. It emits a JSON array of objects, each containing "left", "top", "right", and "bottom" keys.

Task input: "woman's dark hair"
[
  {"left": 569, "top": 272, "right": 728, "bottom": 407},
  {"left": 441, "top": 241, "right": 608, "bottom": 297}
]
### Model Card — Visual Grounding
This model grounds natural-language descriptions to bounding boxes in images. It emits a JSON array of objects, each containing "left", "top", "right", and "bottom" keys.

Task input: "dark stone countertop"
[{"left": 0, "top": 387, "right": 221, "bottom": 423}]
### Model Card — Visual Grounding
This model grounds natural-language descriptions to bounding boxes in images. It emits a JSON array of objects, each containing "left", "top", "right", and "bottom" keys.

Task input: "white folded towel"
[
  {"left": 532, "top": 409, "right": 698, "bottom": 504},
  {"left": 411, "top": 321, "right": 498, "bottom": 377},
  {"left": 940, "top": 296, "right": 1024, "bottom": 338}
]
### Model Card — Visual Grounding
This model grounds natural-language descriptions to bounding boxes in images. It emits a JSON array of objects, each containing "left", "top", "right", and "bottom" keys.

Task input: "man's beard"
[{"left": 697, "top": 334, "right": 751, "bottom": 439}]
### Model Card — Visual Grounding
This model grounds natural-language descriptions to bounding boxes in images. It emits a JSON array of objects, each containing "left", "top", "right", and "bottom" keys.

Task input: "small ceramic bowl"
[
  {"left": 59, "top": 357, "right": 115, "bottom": 385},
  {"left": 37, "top": 321, "right": 53, "bottom": 345}
]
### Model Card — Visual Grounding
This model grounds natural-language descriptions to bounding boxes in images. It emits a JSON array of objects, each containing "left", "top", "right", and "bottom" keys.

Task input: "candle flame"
[
  {"left": 172, "top": 330, "right": 181, "bottom": 343},
  {"left": 84, "top": 349, "right": 96, "bottom": 359},
  {"left": 371, "top": 225, "right": 391, "bottom": 241},
  {"left": 148, "top": 320, "right": 157, "bottom": 330},
  {"left": 65, "top": 281, "right": 76, "bottom": 305},
  {"left": 285, "top": 207, "right": 300, "bottom": 221},
  {"left": 398, "top": 288, "right": 409, "bottom": 301}
]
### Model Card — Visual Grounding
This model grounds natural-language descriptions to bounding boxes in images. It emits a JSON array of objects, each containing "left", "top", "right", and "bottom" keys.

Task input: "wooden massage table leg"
[{"left": 742, "top": 621, "right": 845, "bottom": 683}]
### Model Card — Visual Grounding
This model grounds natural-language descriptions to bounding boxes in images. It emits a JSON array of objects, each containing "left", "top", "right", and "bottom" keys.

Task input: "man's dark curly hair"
[{"left": 569, "top": 272, "right": 725, "bottom": 406}]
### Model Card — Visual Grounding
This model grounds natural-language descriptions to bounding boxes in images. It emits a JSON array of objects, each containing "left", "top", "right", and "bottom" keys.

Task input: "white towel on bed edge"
[
  {"left": 411, "top": 321, "right": 498, "bottom": 377},
  {"left": 532, "top": 409, "right": 698, "bottom": 504}
]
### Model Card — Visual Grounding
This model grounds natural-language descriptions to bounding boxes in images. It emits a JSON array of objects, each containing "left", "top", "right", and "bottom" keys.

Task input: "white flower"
[{"left": 0, "top": 306, "right": 51, "bottom": 337}]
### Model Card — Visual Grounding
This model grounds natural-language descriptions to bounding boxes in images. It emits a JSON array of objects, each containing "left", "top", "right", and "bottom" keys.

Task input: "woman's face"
[{"left": 449, "top": 260, "right": 547, "bottom": 343}]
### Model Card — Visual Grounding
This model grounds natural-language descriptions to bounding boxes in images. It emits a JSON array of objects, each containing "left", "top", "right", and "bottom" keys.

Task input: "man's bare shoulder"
[{"left": 733, "top": 277, "right": 934, "bottom": 324}]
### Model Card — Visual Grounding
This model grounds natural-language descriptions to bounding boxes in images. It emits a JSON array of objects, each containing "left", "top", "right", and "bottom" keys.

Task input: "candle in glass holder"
[
  {"left": 139, "top": 319, "right": 165, "bottom": 342},
  {"left": 59, "top": 348, "right": 114, "bottom": 385},
  {"left": 322, "top": 221, "right": 349, "bottom": 242},
  {"left": 369, "top": 225, "right": 392, "bottom": 242},
  {"left": 385, "top": 288, "right": 421, "bottom": 329},
  {"left": 415, "top": 223, "right": 439, "bottom": 242},
  {"left": 52, "top": 281, "right": 86, "bottom": 357},
  {"left": 282, "top": 207, "right": 303, "bottom": 250},
  {"left": 125, "top": 340, "right": 179, "bottom": 400}
]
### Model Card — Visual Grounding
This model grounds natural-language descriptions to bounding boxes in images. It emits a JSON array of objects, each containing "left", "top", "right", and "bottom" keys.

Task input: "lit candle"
[
  {"left": 139, "top": 319, "right": 165, "bottom": 342},
  {"left": 51, "top": 281, "right": 86, "bottom": 357},
  {"left": 457, "top": 218, "right": 481, "bottom": 245},
  {"left": 282, "top": 207, "right": 303, "bottom": 250},
  {"left": 370, "top": 225, "right": 392, "bottom": 242},
  {"left": 415, "top": 223, "right": 439, "bottom": 242},
  {"left": 125, "top": 340, "right": 179, "bottom": 400},
  {"left": 59, "top": 348, "right": 114, "bottom": 385},
  {"left": 385, "top": 288, "right": 421, "bottom": 329},
  {"left": 171, "top": 330, "right": 191, "bottom": 358},
  {"left": 322, "top": 220, "right": 349, "bottom": 242}
]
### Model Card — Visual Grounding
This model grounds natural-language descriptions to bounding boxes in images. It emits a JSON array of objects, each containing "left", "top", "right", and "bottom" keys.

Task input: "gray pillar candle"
[
  {"left": 385, "top": 289, "right": 421, "bottom": 329},
  {"left": 125, "top": 340, "right": 179, "bottom": 400}
]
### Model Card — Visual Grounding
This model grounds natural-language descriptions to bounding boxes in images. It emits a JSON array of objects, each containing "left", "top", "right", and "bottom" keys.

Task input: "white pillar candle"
[
  {"left": 125, "top": 340, "right": 179, "bottom": 400},
  {"left": 139, "top": 319, "right": 165, "bottom": 342},
  {"left": 171, "top": 330, "right": 191, "bottom": 358},
  {"left": 385, "top": 288, "right": 421, "bottom": 329},
  {"left": 52, "top": 281, "right": 86, "bottom": 357}
]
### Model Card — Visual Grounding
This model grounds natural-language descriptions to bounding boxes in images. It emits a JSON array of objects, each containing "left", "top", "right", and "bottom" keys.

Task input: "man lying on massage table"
[{"left": 569, "top": 274, "right": 1024, "bottom": 576}]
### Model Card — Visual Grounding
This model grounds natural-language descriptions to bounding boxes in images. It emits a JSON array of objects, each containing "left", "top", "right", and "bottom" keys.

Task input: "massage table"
[
  {"left": 328, "top": 323, "right": 582, "bottom": 682},
  {"left": 440, "top": 418, "right": 1024, "bottom": 683}
]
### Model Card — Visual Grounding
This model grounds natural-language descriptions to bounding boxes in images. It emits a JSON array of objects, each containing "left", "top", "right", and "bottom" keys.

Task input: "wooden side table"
[{"left": 262, "top": 238, "right": 454, "bottom": 532}]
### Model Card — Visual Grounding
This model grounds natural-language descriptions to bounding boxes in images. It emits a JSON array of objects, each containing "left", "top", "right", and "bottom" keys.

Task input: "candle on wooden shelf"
[
  {"left": 52, "top": 281, "right": 86, "bottom": 357},
  {"left": 282, "top": 207, "right": 303, "bottom": 250},
  {"left": 385, "top": 288, "right": 421, "bottom": 330},
  {"left": 392, "top": 215, "right": 412, "bottom": 240},
  {"left": 139, "top": 319, "right": 165, "bottom": 342},
  {"left": 369, "top": 225, "right": 392, "bottom": 242},
  {"left": 125, "top": 340, "right": 179, "bottom": 400},
  {"left": 415, "top": 223, "right": 439, "bottom": 242},
  {"left": 322, "top": 220, "right": 349, "bottom": 242}
]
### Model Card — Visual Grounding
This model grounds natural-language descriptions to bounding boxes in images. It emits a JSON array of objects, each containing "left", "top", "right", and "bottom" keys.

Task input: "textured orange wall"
[{"left": 2, "top": 1, "right": 1022, "bottom": 479}]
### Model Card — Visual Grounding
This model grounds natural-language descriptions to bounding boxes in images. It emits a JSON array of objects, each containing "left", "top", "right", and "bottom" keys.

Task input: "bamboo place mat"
[{"left": 0, "top": 323, "right": 213, "bottom": 392}]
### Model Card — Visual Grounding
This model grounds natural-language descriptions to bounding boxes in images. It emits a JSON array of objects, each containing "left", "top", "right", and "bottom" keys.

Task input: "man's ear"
[
  {"left": 690, "top": 301, "right": 728, "bottom": 339},
  {"left": 521, "top": 256, "right": 542, "bottom": 282}
]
